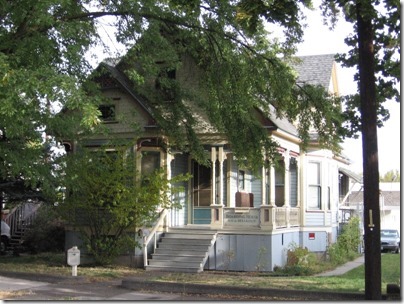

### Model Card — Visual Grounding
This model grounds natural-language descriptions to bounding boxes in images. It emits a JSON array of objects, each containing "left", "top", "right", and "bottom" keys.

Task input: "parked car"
[
  {"left": 1, "top": 220, "right": 10, "bottom": 253},
  {"left": 381, "top": 229, "right": 400, "bottom": 253}
]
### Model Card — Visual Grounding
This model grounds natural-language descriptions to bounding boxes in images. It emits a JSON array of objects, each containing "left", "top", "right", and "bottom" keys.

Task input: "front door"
[{"left": 192, "top": 161, "right": 211, "bottom": 224}]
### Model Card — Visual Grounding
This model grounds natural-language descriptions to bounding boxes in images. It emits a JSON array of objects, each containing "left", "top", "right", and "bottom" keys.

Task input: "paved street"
[{"left": 0, "top": 275, "right": 211, "bottom": 301}]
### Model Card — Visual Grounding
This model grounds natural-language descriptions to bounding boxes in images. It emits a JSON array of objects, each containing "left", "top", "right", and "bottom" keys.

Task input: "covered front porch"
[{"left": 171, "top": 145, "right": 302, "bottom": 230}]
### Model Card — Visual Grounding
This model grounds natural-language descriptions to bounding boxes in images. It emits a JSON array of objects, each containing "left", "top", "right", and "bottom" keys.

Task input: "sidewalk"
[{"left": 314, "top": 255, "right": 365, "bottom": 277}]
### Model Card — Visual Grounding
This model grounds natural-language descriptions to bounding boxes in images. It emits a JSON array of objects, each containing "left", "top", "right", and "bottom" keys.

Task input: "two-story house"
[{"left": 64, "top": 52, "right": 358, "bottom": 272}]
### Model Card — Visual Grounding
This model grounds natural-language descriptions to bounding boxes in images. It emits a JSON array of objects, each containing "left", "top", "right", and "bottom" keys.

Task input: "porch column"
[
  {"left": 211, "top": 147, "right": 223, "bottom": 228},
  {"left": 261, "top": 165, "right": 266, "bottom": 206},
  {"left": 284, "top": 152, "right": 291, "bottom": 228},
  {"left": 166, "top": 152, "right": 173, "bottom": 228},
  {"left": 295, "top": 157, "right": 301, "bottom": 207},
  {"left": 218, "top": 146, "right": 224, "bottom": 206},
  {"left": 260, "top": 164, "right": 276, "bottom": 230},
  {"left": 284, "top": 152, "right": 290, "bottom": 207},
  {"left": 211, "top": 146, "right": 216, "bottom": 205}
]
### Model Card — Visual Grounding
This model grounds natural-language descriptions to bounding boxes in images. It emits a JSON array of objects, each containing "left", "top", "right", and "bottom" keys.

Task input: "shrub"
[
  {"left": 327, "top": 217, "right": 361, "bottom": 265},
  {"left": 23, "top": 205, "right": 65, "bottom": 253},
  {"left": 273, "top": 242, "right": 317, "bottom": 276}
]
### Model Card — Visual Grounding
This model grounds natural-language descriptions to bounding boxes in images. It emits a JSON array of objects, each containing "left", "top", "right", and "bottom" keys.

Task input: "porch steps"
[{"left": 145, "top": 229, "right": 217, "bottom": 273}]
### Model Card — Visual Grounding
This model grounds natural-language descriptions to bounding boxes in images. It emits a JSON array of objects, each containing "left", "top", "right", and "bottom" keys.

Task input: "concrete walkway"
[{"left": 314, "top": 255, "right": 365, "bottom": 277}]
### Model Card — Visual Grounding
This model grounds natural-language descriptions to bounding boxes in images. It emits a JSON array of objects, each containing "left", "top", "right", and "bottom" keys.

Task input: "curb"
[
  {"left": 121, "top": 276, "right": 365, "bottom": 300},
  {"left": 0, "top": 271, "right": 85, "bottom": 284}
]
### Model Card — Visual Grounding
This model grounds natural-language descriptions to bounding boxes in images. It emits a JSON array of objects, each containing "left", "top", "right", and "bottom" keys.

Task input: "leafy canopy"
[{"left": 1, "top": 0, "right": 345, "bottom": 200}]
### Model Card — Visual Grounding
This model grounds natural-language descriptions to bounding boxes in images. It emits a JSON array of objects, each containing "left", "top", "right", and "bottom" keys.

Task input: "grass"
[
  {"left": 0, "top": 252, "right": 143, "bottom": 281},
  {"left": 0, "top": 252, "right": 400, "bottom": 294},
  {"left": 152, "top": 253, "right": 400, "bottom": 294}
]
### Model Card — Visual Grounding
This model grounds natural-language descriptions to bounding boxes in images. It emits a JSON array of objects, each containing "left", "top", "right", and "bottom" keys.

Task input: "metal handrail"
[{"left": 142, "top": 209, "right": 168, "bottom": 268}]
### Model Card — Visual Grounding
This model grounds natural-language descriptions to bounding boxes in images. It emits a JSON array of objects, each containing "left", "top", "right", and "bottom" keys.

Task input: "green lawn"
[
  {"left": 339, "top": 253, "right": 401, "bottom": 287},
  {"left": 150, "top": 253, "right": 401, "bottom": 294},
  {"left": 0, "top": 252, "right": 400, "bottom": 294}
]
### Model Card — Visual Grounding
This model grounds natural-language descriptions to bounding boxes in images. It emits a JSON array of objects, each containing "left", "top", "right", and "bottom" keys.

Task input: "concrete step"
[
  {"left": 148, "top": 260, "right": 203, "bottom": 268},
  {"left": 152, "top": 248, "right": 207, "bottom": 256},
  {"left": 145, "top": 265, "right": 203, "bottom": 273},
  {"left": 157, "top": 243, "right": 210, "bottom": 250},
  {"left": 144, "top": 229, "right": 217, "bottom": 273},
  {"left": 160, "top": 238, "right": 213, "bottom": 246},
  {"left": 162, "top": 233, "right": 215, "bottom": 239},
  {"left": 150, "top": 254, "right": 206, "bottom": 262}
]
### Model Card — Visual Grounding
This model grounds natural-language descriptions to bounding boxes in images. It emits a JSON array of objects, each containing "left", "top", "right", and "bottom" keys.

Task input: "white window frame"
[{"left": 308, "top": 162, "right": 321, "bottom": 210}]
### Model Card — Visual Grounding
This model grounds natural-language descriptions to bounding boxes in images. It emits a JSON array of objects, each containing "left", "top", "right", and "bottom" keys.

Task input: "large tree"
[
  {"left": 321, "top": 0, "right": 400, "bottom": 300},
  {"left": 0, "top": 0, "right": 344, "bottom": 206}
]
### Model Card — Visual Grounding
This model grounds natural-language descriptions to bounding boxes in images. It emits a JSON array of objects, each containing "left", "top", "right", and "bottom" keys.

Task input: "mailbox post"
[{"left": 67, "top": 246, "right": 80, "bottom": 276}]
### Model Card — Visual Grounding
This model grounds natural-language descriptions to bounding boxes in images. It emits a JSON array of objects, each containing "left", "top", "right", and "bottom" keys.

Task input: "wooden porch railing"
[
  {"left": 221, "top": 206, "right": 301, "bottom": 229},
  {"left": 142, "top": 209, "right": 168, "bottom": 268}
]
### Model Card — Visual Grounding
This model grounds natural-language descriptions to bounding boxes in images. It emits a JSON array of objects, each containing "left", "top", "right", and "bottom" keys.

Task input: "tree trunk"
[{"left": 356, "top": 0, "right": 382, "bottom": 300}]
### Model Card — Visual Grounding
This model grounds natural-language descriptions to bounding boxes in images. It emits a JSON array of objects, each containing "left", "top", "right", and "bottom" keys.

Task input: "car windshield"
[{"left": 381, "top": 230, "right": 399, "bottom": 237}]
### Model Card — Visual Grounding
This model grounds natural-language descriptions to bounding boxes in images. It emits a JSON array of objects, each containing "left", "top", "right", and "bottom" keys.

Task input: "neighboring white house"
[{"left": 343, "top": 182, "right": 401, "bottom": 233}]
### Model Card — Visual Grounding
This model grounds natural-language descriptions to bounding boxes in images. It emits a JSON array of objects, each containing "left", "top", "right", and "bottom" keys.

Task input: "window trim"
[{"left": 308, "top": 161, "right": 321, "bottom": 210}]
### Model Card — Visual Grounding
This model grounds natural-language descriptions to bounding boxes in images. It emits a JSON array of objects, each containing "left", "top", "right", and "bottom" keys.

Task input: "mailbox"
[{"left": 67, "top": 246, "right": 80, "bottom": 266}]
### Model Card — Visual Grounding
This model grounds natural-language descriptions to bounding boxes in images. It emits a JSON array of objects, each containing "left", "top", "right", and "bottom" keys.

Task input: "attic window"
[{"left": 99, "top": 104, "right": 116, "bottom": 122}]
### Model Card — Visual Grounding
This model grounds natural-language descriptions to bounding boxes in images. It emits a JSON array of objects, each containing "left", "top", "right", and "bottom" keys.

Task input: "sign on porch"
[{"left": 224, "top": 209, "right": 259, "bottom": 227}]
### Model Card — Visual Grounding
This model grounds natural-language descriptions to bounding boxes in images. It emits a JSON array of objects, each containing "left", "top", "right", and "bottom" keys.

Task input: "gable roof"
[
  {"left": 100, "top": 58, "right": 154, "bottom": 117},
  {"left": 97, "top": 54, "right": 336, "bottom": 138},
  {"left": 347, "top": 190, "right": 401, "bottom": 207},
  {"left": 267, "top": 54, "right": 337, "bottom": 137},
  {"left": 290, "top": 54, "right": 336, "bottom": 90}
]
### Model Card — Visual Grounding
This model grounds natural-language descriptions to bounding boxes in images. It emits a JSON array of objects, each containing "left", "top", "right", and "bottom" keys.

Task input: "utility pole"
[{"left": 356, "top": 0, "right": 382, "bottom": 299}]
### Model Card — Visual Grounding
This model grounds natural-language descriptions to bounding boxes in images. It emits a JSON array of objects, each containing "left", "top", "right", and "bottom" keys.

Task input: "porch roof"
[{"left": 339, "top": 167, "right": 363, "bottom": 183}]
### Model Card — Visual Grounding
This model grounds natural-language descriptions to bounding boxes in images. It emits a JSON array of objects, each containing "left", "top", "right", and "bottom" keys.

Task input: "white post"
[{"left": 72, "top": 265, "right": 77, "bottom": 276}]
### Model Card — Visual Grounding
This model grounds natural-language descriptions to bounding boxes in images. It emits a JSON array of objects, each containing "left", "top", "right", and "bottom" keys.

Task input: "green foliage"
[
  {"left": 57, "top": 142, "right": 190, "bottom": 265},
  {"left": 1, "top": 0, "right": 347, "bottom": 201},
  {"left": 122, "top": 17, "right": 344, "bottom": 169},
  {"left": 327, "top": 217, "right": 361, "bottom": 265},
  {"left": 380, "top": 169, "right": 400, "bottom": 182},
  {"left": 23, "top": 204, "right": 65, "bottom": 253},
  {"left": 274, "top": 242, "right": 317, "bottom": 276}
]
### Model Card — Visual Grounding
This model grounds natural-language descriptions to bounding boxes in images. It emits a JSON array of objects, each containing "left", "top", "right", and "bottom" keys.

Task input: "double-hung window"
[{"left": 308, "top": 162, "right": 321, "bottom": 210}]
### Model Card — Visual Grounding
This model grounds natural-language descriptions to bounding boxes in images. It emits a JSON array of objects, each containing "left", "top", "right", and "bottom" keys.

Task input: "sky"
[{"left": 295, "top": 3, "right": 401, "bottom": 176}]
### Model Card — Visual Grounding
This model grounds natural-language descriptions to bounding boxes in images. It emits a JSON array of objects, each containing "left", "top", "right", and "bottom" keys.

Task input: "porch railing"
[
  {"left": 142, "top": 209, "right": 168, "bottom": 268},
  {"left": 221, "top": 206, "right": 301, "bottom": 229},
  {"left": 5, "top": 202, "right": 41, "bottom": 240}
]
